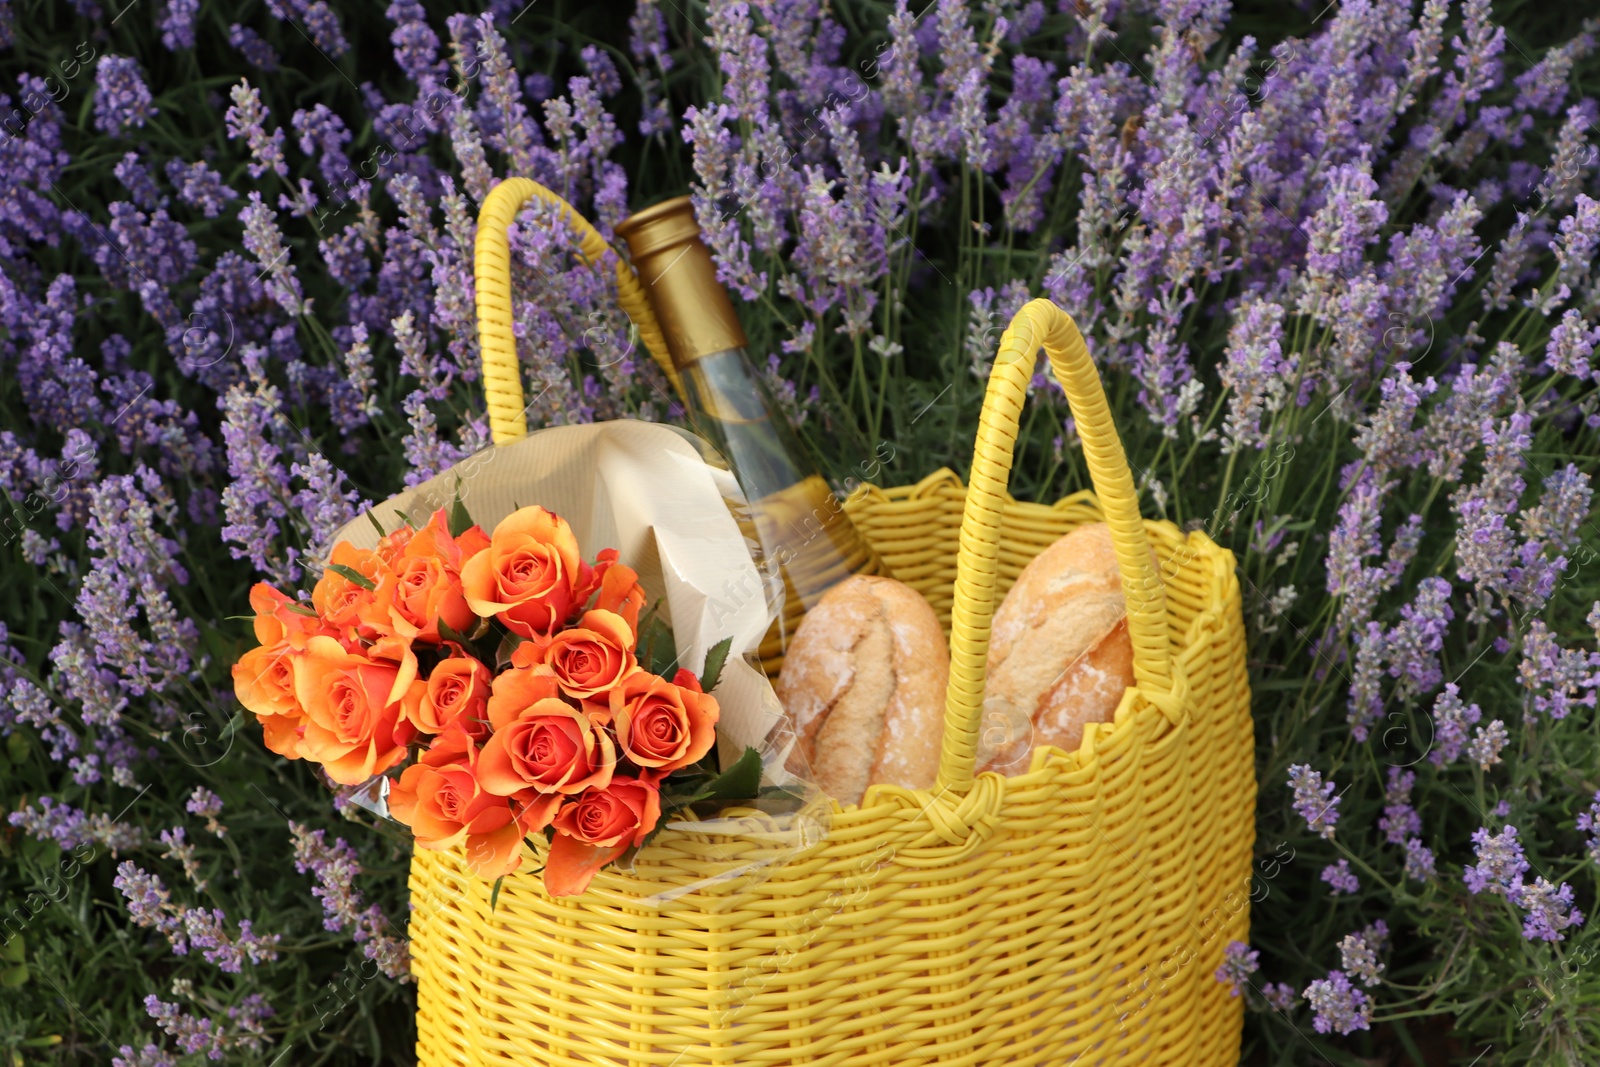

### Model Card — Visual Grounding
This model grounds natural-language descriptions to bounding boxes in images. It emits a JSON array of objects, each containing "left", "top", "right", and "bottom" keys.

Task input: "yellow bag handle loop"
[
  {"left": 474, "top": 178, "right": 685, "bottom": 444},
  {"left": 936, "top": 299, "right": 1179, "bottom": 795}
]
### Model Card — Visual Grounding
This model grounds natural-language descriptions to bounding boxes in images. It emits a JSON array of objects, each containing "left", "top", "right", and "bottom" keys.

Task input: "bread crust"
[
  {"left": 775, "top": 575, "right": 948, "bottom": 805},
  {"left": 980, "top": 523, "right": 1137, "bottom": 772}
]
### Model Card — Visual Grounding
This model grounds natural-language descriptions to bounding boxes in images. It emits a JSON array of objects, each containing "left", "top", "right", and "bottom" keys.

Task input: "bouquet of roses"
[{"left": 232, "top": 500, "right": 757, "bottom": 897}]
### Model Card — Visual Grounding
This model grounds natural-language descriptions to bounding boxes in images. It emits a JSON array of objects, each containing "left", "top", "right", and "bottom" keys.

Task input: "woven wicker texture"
[{"left": 411, "top": 180, "right": 1256, "bottom": 1066}]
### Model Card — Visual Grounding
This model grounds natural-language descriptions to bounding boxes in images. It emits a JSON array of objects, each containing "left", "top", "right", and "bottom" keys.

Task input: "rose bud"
[
  {"left": 591, "top": 549, "right": 647, "bottom": 639},
  {"left": 312, "top": 543, "right": 396, "bottom": 641},
  {"left": 384, "top": 508, "right": 490, "bottom": 642}
]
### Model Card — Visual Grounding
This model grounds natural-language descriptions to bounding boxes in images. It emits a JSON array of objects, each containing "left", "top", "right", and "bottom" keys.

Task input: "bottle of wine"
[{"left": 616, "top": 196, "right": 892, "bottom": 675}]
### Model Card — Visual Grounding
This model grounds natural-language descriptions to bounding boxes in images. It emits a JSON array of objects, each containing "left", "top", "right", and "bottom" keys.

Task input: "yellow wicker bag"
[{"left": 407, "top": 179, "right": 1256, "bottom": 1066}]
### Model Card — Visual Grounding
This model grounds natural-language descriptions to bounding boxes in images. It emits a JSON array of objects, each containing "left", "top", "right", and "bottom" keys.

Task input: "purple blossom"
[
  {"left": 1517, "top": 619, "right": 1600, "bottom": 722},
  {"left": 1379, "top": 767, "right": 1420, "bottom": 846},
  {"left": 95, "top": 56, "right": 157, "bottom": 134},
  {"left": 1347, "top": 622, "right": 1386, "bottom": 741},
  {"left": 218, "top": 358, "right": 297, "bottom": 583},
  {"left": 1466, "top": 719, "right": 1509, "bottom": 770},
  {"left": 290, "top": 822, "right": 411, "bottom": 981},
  {"left": 228, "top": 24, "right": 280, "bottom": 71},
  {"left": 1327, "top": 470, "right": 1420, "bottom": 637},
  {"left": 289, "top": 453, "right": 365, "bottom": 562},
  {"left": 1429, "top": 683, "right": 1483, "bottom": 766},
  {"left": 1576, "top": 791, "right": 1600, "bottom": 867},
  {"left": 142, "top": 989, "right": 273, "bottom": 1061},
  {"left": 160, "top": 826, "right": 206, "bottom": 890},
  {"left": 165, "top": 160, "right": 239, "bottom": 219},
  {"left": 1338, "top": 920, "right": 1388, "bottom": 986},
  {"left": 1213, "top": 940, "right": 1259, "bottom": 997},
  {"left": 1288, "top": 764, "right": 1341, "bottom": 839},
  {"left": 1261, "top": 983, "right": 1297, "bottom": 1012},
  {"left": 1383, "top": 577, "right": 1454, "bottom": 698},
  {"left": 225, "top": 81, "right": 289, "bottom": 181},
  {"left": 114, "top": 152, "right": 163, "bottom": 211},
  {"left": 238, "top": 193, "right": 308, "bottom": 317},
  {"left": 1543, "top": 308, "right": 1599, "bottom": 379},
  {"left": 11, "top": 796, "right": 142, "bottom": 854},
  {"left": 1219, "top": 297, "right": 1290, "bottom": 453},
  {"left": 158, "top": 0, "right": 198, "bottom": 50},
  {"left": 1463, "top": 825, "right": 1529, "bottom": 896},
  {"left": 264, "top": 0, "right": 348, "bottom": 56},
  {"left": 1404, "top": 837, "right": 1437, "bottom": 881},
  {"left": 1321, "top": 859, "right": 1360, "bottom": 895},
  {"left": 1298, "top": 161, "right": 1388, "bottom": 314},
  {"left": 1514, "top": 877, "right": 1584, "bottom": 942},
  {"left": 186, "top": 787, "right": 227, "bottom": 837},
  {"left": 113, "top": 1045, "right": 177, "bottom": 1067},
  {"left": 292, "top": 104, "right": 353, "bottom": 191},
  {"left": 1305, "top": 970, "right": 1372, "bottom": 1034}
]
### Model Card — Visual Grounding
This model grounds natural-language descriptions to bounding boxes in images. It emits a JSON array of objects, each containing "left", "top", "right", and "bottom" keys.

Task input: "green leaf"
[
  {"left": 366, "top": 510, "right": 388, "bottom": 538},
  {"left": 327, "top": 563, "right": 376, "bottom": 591},
  {"left": 285, "top": 601, "right": 319, "bottom": 617},
  {"left": 437, "top": 617, "right": 467, "bottom": 646},
  {"left": 0, "top": 962, "right": 27, "bottom": 988},
  {"left": 490, "top": 875, "right": 505, "bottom": 914},
  {"left": 447, "top": 494, "right": 474, "bottom": 538},
  {"left": 636, "top": 603, "right": 678, "bottom": 678},
  {"left": 495, "top": 631, "right": 526, "bottom": 669},
  {"left": 698, "top": 636, "right": 733, "bottom": 693},
  {"left": 698, "top": 746, "right": 762, "bottom": 803}
]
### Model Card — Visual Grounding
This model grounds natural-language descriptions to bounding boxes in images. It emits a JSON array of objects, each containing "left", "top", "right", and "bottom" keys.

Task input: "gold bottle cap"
[{"left": 615, "top": 196, "right": 749, "bottom": 368}]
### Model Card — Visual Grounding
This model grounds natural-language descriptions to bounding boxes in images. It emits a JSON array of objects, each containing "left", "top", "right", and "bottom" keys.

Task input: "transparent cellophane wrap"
[{"left": 329, "top": 419, "right": 829, "bottom": 904}]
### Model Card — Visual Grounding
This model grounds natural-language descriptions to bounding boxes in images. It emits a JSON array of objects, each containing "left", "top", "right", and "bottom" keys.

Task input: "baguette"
[
  {"left": 980, "top": 523, "right": 1137, "bottom": 773},
  {"left": 776, "top": 575, "right": 949, "bottom": 805}
]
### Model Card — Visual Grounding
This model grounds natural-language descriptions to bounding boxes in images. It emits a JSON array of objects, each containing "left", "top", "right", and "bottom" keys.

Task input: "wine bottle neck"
[{"left": 615, "top": 196, "right": 748, "bottom": 368}]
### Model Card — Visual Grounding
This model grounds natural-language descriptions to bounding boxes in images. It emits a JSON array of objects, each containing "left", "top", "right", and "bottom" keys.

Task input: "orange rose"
[
  {"left": 373, "top": 522, "right": 416, "bottom": 565},
  {"left": 312, "top": 543, "right": 395, "bottom": 639},
  {"left": 410, "top": 652, "right": 492, "bottom": 736},
  {"left": 292, "top": 635, "right": 418, "bottom": 785},
  {"left": 233, "top": 644, "right": 306, "bottom": 759},
  {"left": 389, "top": 729, "right": 538, "bottom": 879},
  {"left": 518, "top": 610, "right": 638, "bottom": 700},
  {"left": 479, "top": 669, "right": 616, "bottom": 799},
  {"left": 591, "top": 549, "right": 647, "bottom": 636},
  {"left": 545, "top": 778, "right": 662, "bottom": 897},
  {"left": 459, "top": 506, "right": 600, "bottom": 637},
  {"left": 384, "top": 509, "right": 490, "bottom": 642},
  {"left": 611, "top": 669, "right": 720, "bottom": 774},
  {"left": 247, "top": 582, "right": 324, "bottom": 649}
]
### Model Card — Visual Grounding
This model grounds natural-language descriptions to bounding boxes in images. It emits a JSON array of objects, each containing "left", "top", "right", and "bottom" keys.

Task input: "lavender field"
[{"left": 1, "top": 0, "right": 1598, "bottom": 1063}]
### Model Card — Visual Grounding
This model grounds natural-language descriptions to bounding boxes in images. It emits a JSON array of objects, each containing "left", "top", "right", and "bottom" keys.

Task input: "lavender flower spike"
[
  {"left": 1463, "top": 825, "right": 1529, "bottom": 896},
  {"left": 1288, "top": 764, "right": 1341, "bottom": 838},
  {"left": 94, "top": 56, "right": 158, "bottom": 134},
  {"left": 1305, "top": 970, "right": 1372, "bottom": 1035}
]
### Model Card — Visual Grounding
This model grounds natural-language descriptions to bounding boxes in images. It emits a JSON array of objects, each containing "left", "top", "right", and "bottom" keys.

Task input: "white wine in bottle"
[{"left": 616, "top": 196, "right": 892, "bottom": 675}]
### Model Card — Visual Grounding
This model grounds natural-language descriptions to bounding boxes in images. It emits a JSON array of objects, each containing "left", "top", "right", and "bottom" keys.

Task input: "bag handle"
[
  {"left": 474, "top": 178, "right": 685, "bottom": 444},
  {"left": 935, "top": 299, "right": 1180, "bottom": 795}
]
